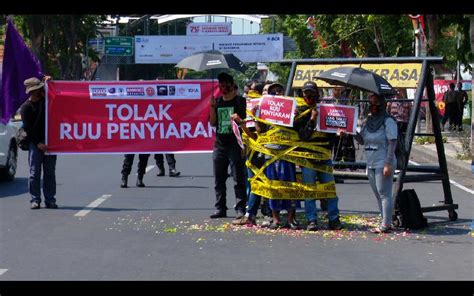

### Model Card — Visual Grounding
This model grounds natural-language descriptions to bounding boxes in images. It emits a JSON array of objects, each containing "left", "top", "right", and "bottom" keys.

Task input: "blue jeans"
[
  {"left": 246, "top": 166, "right": 261, "bottom": 217},
  {"left": 28, "top": 143, "right": 57, "bottom": 204},
  {"left": 302, "top": 160, "right": 339, "bottom": 222}
]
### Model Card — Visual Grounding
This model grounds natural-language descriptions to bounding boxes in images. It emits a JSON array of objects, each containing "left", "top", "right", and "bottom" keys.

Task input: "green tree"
[{"left": 7, "top": 15, "right": 107, "bottom": 79}]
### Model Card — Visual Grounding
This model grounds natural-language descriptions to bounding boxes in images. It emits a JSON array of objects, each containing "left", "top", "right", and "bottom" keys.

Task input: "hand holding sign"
[
  {"left": 258, "top": 95, "right": 296, "bottom": 127},
  {"left": 310, "top": 107, "right": 318, "bottom": 121},
  {"left": 231, "top": 117, "right": 244, "bottom": 150}
]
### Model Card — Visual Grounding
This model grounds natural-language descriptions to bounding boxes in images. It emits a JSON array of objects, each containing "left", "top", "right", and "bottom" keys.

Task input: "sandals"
[{"left": 371, "top": 225, "right": 392, "bottom": 234}]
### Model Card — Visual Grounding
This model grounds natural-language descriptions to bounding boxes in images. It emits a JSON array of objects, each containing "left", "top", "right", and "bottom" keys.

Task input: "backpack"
[
  {"left": 393, "top": 189, "right": 428, "bottom": 230},
  {"left": 383, "top": 117, "right": 407, "bottom": 170},
  {"left": 16, "top": 100, "right": 43, "bottom": 151},
  {"left": 16, "top": 126, "right": 30, "bottom": 151}
]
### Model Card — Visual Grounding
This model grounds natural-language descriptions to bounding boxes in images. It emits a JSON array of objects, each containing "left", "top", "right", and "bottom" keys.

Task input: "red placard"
[
  {"left": 232, "top": 120, "right": 244, "bottom": 149},
  {"left": 317, "top": 104, "right": 358, "bottom": 134},
  {"left": 46, "top": 80, "right": 220, "bottom": 154},
  {"left": 245, "top": 97, "right": 261, "bottom": 128},
  {"left": 258, "top": 95, "right": 296, "bottom": 127}
]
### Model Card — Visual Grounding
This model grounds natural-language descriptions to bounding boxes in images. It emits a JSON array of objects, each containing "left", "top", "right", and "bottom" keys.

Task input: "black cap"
[
  {"left": 302, "top": 81, "right": 318, "bottom": 92},
  {"left": 217, "top": 72, "right": 234, "bottom": 84},
  {"left": 268, "top": 83, "right": 284, "bottom": 93}
]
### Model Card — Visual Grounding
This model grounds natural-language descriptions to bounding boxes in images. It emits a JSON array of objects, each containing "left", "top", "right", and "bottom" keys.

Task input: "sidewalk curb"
[{"left": 410, "top": 144, "right": 472, "bottom": 175}]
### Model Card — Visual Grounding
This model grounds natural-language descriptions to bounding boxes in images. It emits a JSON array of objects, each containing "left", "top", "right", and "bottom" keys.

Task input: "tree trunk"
[
  {"left": 373, "top": 23, "right": 385, "bottom": 57},
  {"left": 424, "top": 15, "right": 439, "bottom": 134},
  {"left": 25, "top": 16, "right": 45, "bottom": 70},
  {"left": 470, "top": 16, "right": 474, "bottom": 169},
  {"left": 425, "top": 15, "right": 438, "bottom": 56}
]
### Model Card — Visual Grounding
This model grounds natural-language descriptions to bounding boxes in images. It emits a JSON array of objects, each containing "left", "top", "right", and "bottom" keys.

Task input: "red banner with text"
[
  {"left": 46, "top": 80, "right": 219, "bottom": 154},
  {"left": 317, "top": 104, "right": 358, "bottom": 134}
]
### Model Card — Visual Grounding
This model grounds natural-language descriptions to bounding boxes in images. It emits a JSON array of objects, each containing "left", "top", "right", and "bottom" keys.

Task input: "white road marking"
[
  {"left": 409, "top": 160, "right": 474, "bottom": 195},
  {"left": 0, "top": 269, "right": 8, "bottom": 275},
  {"left": 74, "top": 194, "right": 112, "bottom": 217},
  {"left": 135, "top": 165, "right": 155, "bottom": 175}
]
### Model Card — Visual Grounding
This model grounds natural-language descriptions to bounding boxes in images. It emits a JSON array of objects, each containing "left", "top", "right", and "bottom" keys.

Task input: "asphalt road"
[{"left": 0, "top": 150, "right": 472, "bottom": 280}]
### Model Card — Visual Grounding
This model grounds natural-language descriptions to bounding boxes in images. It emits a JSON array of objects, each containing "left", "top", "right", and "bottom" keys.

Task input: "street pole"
[
  {"left": 415, "top": 23, "right": 422, "bottom": 134},
  {"left": 456, "top": 28, "right": 461, "bottom": 84}
]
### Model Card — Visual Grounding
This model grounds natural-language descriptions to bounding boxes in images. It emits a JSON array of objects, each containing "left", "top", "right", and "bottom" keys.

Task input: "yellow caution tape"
[{"left": 242, "top": 97, "right": 338, "bottom": 200}]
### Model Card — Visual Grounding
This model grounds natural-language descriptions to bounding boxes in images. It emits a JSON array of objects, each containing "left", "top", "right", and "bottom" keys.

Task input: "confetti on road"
[
  {"left": 102, "top": 212, "right": 471, "bottom": 244},
  {"left": 104, "top": 211, "right": 471, "bottom": 246}
]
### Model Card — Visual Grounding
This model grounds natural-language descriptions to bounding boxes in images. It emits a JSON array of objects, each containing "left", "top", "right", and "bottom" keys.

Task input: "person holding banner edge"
[
  {"left": 208, "top": 72, "right": 247, "bottom": 219},
  {"left": 21, "top": 76, "right": 58, "bottom": 209},
  {"left": 294, "top": 81, "right": 342, "bottom": 231}
]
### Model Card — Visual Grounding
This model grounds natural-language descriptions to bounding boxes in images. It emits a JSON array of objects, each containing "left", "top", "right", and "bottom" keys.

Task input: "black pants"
[
  {"left": 154, "top": 154, "right": 176, "bottom": 169},
  {"left": 455, "top": 104, "right": 464, "bottom": 130},
  {"left": 213, "top": 142, "right": 247, "bottom": 213},
  {"left": 442, "top": 102, "right": 459, "bottom": 128},
  {"left": 121, "top": 154, "right": 150, "bottom": 176}
]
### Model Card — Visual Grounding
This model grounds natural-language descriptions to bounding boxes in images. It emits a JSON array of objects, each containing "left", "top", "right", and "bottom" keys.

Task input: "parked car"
[{"left": 0, "top": 119, "right": 19, "bottom": 181}]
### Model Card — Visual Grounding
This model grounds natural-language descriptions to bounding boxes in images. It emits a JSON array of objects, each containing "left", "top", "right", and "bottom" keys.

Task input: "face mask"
[
  {"left": 304, "top": 97, "right": 315, "bottom": 105},
  {"left": 369, "top": 104, "right": 381, "bottom": 114}
]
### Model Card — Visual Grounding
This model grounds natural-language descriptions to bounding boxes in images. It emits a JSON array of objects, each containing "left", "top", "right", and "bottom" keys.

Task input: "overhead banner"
[
  {"left": 46, "top": 80, "right": 220, "bottom": 154},
  {"left": 135, "top": 34, "right": 283, "bottom": 64},
  {"left": 292, "top": 63, "right": 422, "bottom": 89},
  {"left": 317, "top": 104, "right": 358, "bottom": 134},
  {"left": 186, "top": 22, "right": 232, "bottom": 35},
  {"left": 258, "top": 95, "right": 296, "bottom": 127}
]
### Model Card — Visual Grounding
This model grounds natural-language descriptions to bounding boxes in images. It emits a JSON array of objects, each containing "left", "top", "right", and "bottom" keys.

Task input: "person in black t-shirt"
[{"left": 208, "top": 72, "right": 247, "bottom": 219}]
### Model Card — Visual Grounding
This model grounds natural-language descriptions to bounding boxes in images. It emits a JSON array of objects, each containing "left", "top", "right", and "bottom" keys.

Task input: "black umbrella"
[
  {"left": 175, "top": 50, "right": 247, "bottom": 73},
  {"left": 175, "top": 50, "right": 247, "bottom": 98},
  {"left": 314, "top": 66, "right": 396, "bottom": 96}
]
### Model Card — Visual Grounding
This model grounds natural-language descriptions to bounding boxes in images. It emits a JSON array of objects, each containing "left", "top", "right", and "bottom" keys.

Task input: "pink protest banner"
[
  {"left": 232, "top": 119, "right": 244, "bottom": 149},
  {"left": 258, "top": 95, "right": 296, "bottom": 127},
  {"left": 317, "top": 104, "right": 358, "bottom": 134},
  {"left": 46, "top": 80, "right": 220, "bottom": 154}
]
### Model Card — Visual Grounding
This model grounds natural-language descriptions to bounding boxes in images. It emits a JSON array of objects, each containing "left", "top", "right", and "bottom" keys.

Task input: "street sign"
[{"left": 105, "top": 37, "right": 134, "bottom": 56}]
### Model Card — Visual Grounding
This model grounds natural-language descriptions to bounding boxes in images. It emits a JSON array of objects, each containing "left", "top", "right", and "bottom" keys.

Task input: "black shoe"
[
  {"left": 328, "top": 217, "right": 343, "bottom": 230},
  {"left": 306, "top": 221, "right": 318, "bottom": 231},
  {"left": 320, "top": 199, "right": 328, "bottom": 211},
  {"left": 45, "top": 202, "right": 58, "bottom": 209},
  {"left": 210, "top": 211, "right": 227, "bottom": 219},
  {"left": 157, "top": 167, "right": 165, "bottom": 176},
  {"left": 169, "top": 169, "right": 181, "bottom": 177},
  {"left": 136, "top": 176, "right": 145, "bottom": 187},
  {"left": 30, "top": 202, "right": 40, "bottom": 209},
  {"left": 120, "top": 176, "right": 128, "bottom": 188},
  {"left": 287, "top": 221, "right": 301, "bottom": 230}
]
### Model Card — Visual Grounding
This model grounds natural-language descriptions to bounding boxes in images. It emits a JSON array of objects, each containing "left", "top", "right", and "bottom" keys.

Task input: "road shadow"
[
  {"left": 144, "top": 185, "right": 209, "bottom": 189},
  {"left": 171, "top": 175, "right": 214, "bottom": 178},
  {"left": 54, "top": 206, "right": 215, "bottom": 212},
  {"left": 0, "top": 177, "right": 28, "bottom": 198}
]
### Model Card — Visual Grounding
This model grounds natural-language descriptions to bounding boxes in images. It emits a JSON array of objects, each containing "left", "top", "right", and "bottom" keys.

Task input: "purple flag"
[{"left": 0, "top": 19, "right": 43, "bottom": 124}]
